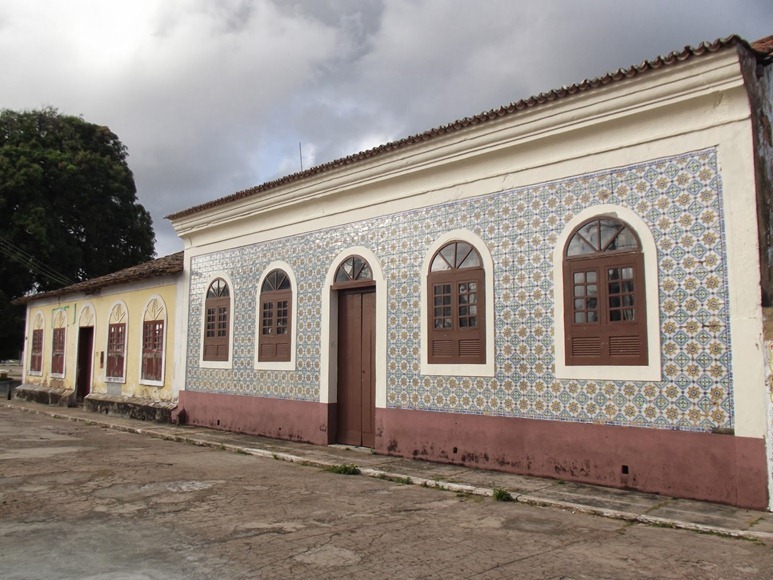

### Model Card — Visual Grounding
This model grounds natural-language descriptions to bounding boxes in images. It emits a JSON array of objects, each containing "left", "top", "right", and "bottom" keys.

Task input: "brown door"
[
  {"left": 337, "top": 288, "right": 376, "bottom": 447},
  {"left": 76, "top": 327, "right": 94, "bottom": 403}
]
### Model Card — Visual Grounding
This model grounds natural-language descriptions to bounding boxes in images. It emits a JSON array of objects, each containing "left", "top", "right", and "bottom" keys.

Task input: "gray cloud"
[{"left": 1, "top": 0, "right": 770, "bottom": 257}]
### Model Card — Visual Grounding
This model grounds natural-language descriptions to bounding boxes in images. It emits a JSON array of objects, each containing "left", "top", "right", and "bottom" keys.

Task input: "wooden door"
[
  {"left": 76, "top": 327, "right": 94, "bottom": 403},
  {"left": 336, "top": 288, "right": 376, "bottom": 447}
]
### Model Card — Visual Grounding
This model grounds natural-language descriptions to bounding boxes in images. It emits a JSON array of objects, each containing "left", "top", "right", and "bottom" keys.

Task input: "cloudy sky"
[{"left": 1, "top": 0, "right": 771, "bottom": 257}]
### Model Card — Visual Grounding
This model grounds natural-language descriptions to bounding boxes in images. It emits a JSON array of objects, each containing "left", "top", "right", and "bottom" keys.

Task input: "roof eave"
[{"left": 12, "top": 252, "right": 184, "bottom": 306}]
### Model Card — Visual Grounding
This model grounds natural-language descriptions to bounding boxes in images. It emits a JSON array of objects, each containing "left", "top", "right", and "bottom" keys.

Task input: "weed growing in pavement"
[
  {"left": 375, "top": 474, "right": 413, "bottom": 485},
  {"left": 272, "top": 453, "right": 279, "bottom": 460},
  {"left": 455, "top": 492, "right": 484, "bottom": 503},
  {"left": 325, "top": 463, "right": 361, "bottom": 475},
  {"left": 492, "top": 488, "right": 513, "bottom": 502}
]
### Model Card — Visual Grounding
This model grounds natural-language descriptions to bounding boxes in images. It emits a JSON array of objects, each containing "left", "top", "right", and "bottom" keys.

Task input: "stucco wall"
[{"left": 22, "top": 278, "right": 179, "bottom": 402}]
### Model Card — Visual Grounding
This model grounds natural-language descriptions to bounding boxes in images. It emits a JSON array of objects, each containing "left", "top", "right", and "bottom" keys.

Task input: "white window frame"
[
  {"left": 28, "top": 311, "right": 45, "bottom": 376},
  {"left": 105, "top": 300, "right": 129, "bottom": 383},
  {"left": 421, "top": 229, "right": 495, "bottom": 377},
  {"left": 553, "top": 204, "right": 661, "bottom": 381},
  {"left": 199, "top": 271, "right": 235, "bottom": 369},
  {"left": 254, "top": 261, "right": 297, "bottom": 371},
  {"left": 138, "top": 295, "right": 168, "bottom": 387},
  {"left": 50, "top": 308, "right": 68, "bottom": 379}
]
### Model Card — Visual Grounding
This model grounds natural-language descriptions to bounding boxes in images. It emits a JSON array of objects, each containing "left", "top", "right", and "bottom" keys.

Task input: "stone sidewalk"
[{"left": 3, "top": 398, "right": 772, "bottom": 542}]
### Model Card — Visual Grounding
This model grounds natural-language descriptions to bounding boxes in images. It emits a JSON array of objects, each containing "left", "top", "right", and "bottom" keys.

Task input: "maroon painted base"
[
  {"left": 176, "top": 391, "right": 768, "bottom": 509},
  {"left": 375, "top": 408, "right": 769, "bottom": 510},
  {"left": 177, "top": 390, "right": 334, "bottom": 445}
]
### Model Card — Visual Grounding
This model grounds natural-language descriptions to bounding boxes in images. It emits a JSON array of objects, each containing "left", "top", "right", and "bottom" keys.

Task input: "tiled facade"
[{"left": 186, "top": 147, "right": 731, "bottom": 432}]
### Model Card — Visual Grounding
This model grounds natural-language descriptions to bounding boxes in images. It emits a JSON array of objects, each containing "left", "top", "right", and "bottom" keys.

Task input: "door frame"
[
  {"left": 75, "top": 326, "right": 94, "bottom": 403},
  {"left": 335, "top": 285, "right": 376, "bottom": 447},
  {"left": 320, "top": 247, "right": 387, "bottom": 443}
]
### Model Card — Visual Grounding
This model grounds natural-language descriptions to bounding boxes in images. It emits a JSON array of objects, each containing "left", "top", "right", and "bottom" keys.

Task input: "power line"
[
  {"left": 0, "top": 238, "right": 73, "bottom": 287},
  {"left": 0, "top": 237, "right": 73, "bottom": 286},
  {"left": 0, "top": 236, "right": 73, "bottom": 287}
]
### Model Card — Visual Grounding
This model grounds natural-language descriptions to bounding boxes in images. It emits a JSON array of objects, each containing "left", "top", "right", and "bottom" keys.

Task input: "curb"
[{"left": 3, "top": 401, "right": 770, "bottom": 542}]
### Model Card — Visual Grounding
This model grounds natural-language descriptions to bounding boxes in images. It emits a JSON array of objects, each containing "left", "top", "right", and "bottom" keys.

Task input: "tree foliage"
[{"left": 0, "top": 107, "right": 155, "bottom": 358}]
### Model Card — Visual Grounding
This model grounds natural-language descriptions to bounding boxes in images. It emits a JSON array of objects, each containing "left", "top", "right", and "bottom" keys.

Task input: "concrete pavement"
[{"left": 3, "top": 398, "right": 772, "bottom": 543}]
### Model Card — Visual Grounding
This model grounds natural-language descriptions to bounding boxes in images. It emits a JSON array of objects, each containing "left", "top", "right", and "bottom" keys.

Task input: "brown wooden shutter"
[
  {"left": 258, "top": 289, "right": 292, "bottom": 362},
  {"left": 31, "top": 329, "right": 43, "bottom": 372},
  {"left": 51, "top": 327, "right": 65, "bottom": 375},
  {"left": 142, "top": 320, "right": 164, "bottom": 381},
  {"left": 564, "top": 253, "right": 647, "bottom": 366},
  {"left": 428, "top": 268, "right": 485, "bottom": 364},
  {"left": 203, "top": 296, "right": 229, "bottom": 361},
  {"left": 107, "top": 323, "right": 126, "bottom": 378}
]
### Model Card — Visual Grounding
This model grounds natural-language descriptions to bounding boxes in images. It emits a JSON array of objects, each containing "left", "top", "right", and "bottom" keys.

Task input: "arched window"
[
  {"left": 564, "top": 216, "right": 648, "bottom": 366},
  {"left": 51, "top": 310, "right": 67, "bottom": 377},
  {"left": 334, "top": 255, "right": 373, "bottom": 287},
  {"left": 203, "top": 278, "right": 230, "bottom": 362},
  {"left": 141, "top": 297, "right": 166, "bottom": 383},
  {"left": 258, "top": 269, "right": 292, "bottom": 362},
  {"left": 30, "top": 312, "right": 45, "bottom": 374},
  {"left": 106, "top": 303, "right": 127, "bottom": 381},
  {"left": 427, "top": 241, "right": 485, "bottom": 364}
]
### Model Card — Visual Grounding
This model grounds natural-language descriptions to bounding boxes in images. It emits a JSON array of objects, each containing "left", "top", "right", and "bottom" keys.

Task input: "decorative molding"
[
  {"left": 79, "top": 304, "right": 95, "bottom": 327},
  {"left": 144, "top": 297, "right": 166, "bottom": 321}
]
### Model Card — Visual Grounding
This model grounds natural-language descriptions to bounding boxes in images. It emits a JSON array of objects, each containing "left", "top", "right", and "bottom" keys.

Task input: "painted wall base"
[
  {"left": 84, "top": 393, "right": 176, "bottom": 423},
  {"left": 178, "top": 391, "right": 768, "bottom": 509},
  {"left": 376, "top": 407, "right": 769, "bottom": 510},
  {"left": 14, "top": 384, "right": 72, "bottom": 406},
  {"left": 177, "top": 390, "right": 333, "bottom": 445}
]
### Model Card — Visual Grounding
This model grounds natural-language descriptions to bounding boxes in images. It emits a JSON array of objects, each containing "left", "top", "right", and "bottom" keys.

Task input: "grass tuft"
[{"left": 325, "top": 463, "right": 361, "bottom": 475}]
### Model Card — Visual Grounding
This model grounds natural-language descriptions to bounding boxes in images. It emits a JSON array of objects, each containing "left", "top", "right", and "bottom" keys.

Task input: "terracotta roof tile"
[
  {"left": 751, "top": 35, "right": 773, "bottom": 54},
  {"left": 12, "top": 252, "right": 184, "bottom": 305},
  {"left": 167, "top": 34, "right": 769, "bottom": 221}
]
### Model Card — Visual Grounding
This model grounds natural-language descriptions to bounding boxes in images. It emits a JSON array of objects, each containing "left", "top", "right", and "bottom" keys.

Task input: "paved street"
[{"left": 1, "top": 406, "right": 771, "bottom": 579}]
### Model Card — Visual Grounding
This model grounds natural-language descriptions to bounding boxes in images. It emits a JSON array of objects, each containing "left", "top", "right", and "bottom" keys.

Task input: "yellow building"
[{"left": 13, "top": 253, "right": 183, "bottom": 421}]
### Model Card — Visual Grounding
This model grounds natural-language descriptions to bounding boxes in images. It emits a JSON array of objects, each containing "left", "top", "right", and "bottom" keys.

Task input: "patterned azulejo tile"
[{"left": 186, "top": 148, "right": 731, "bottom": 432}]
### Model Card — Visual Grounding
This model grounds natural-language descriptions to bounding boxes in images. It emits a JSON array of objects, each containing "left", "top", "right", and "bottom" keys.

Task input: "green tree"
[{"left": 0, "top": 107, "right": 155, "bottom": 359}]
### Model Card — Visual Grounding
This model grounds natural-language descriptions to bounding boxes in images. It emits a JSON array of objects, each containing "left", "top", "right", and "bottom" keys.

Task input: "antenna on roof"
[{"left": 299, "top": 142, "right": 303, "bottom": 171}]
